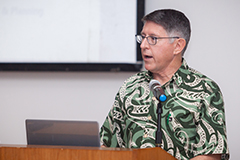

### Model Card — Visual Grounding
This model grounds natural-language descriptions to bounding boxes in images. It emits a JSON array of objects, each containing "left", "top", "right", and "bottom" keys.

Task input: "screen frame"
[{"left": 0, "top": 0, "right": 144, "bottom": 72}]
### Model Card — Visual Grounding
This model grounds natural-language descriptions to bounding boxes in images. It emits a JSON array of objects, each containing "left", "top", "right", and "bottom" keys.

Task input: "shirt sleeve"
[
  {"left": 193, "top": 85, "right": 229, "bottom": 159},
  {"left": 100, "top": 92, "right": 125, "bottom": 148}
]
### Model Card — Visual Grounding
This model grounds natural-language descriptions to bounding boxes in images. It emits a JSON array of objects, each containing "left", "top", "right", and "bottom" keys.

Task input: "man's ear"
[{"left": 174, "top": 38, "right": 186, "bottom": 55}]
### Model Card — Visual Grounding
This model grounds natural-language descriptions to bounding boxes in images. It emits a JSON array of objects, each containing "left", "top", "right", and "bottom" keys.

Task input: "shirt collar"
[
  {"left": 144, "top": 70, "right": 153, "bottom": 83},
  {"left": 169, "top": 58, "right": 190, "bottom": 87},
  {"left": 145, "top": 58, "right": 190, "bottom": 87}
]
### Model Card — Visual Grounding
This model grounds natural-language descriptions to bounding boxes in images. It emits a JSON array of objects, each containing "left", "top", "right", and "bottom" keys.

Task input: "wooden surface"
[{"left": 0, "top": 144, "right": 177, "bottom": 160}]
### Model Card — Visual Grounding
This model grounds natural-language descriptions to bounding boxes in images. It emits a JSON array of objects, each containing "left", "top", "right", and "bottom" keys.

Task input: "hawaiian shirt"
[{"left": 100, "top": 59, "right": 229, "bottom": 160}]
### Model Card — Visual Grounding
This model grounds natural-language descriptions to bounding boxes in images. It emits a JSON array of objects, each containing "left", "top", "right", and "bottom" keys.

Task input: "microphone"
[
  {"left": 149, "top": 79, "right": 166, "bottom": 147},
  {"left": 149, "top": 79, "right": 167, "bottom": 102}
]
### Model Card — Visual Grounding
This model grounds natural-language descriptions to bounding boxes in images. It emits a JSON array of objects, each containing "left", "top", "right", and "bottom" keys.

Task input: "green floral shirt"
[{"left": 100, "top": 59, "right": 229, "bottom": 160}]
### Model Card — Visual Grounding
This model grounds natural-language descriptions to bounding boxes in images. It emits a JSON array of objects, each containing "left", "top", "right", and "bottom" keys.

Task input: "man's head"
[{"left": 142, "top": 9, "right": 191, "bottom": 56}]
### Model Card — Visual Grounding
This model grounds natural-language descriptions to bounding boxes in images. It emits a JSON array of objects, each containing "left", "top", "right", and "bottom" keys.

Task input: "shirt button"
[{"left": 148, "top": 116, "right": 152, "bottom": 120}]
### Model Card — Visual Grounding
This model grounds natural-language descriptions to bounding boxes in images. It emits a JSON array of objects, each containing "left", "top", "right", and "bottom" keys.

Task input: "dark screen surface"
[{"left": 26, "top": 119, "right": 100, "bottom": 147}]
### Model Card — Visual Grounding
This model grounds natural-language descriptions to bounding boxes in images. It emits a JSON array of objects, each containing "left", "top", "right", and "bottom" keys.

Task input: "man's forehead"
[{"left": 141, "top": 21, "right": 167, "bottom": 35}]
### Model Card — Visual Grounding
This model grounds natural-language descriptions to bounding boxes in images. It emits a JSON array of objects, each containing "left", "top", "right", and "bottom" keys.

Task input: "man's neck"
[{"left": 152, "top": 59, "right": 182, "bottom": 85}]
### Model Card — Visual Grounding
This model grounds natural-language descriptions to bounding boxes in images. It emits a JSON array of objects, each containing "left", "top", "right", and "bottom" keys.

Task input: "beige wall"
[{"left": 0, "top": 0, "right": 239, "bottom": 159}]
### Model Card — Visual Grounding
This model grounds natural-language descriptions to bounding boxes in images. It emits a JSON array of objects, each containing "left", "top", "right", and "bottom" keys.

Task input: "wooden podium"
[{"left": 0, "top": 144, "right": 177, "bottom": 160}]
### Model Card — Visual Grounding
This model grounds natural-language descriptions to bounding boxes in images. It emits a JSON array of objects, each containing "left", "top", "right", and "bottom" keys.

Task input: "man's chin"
[{"left": 144, "top": 64, "right": 154, "bottom": 72}]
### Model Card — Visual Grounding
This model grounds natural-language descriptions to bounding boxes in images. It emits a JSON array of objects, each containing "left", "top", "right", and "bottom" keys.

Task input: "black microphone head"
[
  {"left": 149, "top": 79, "right": 167, "bottom": 102},
  {"left": 149, "top": 79, "right": 161, "bottom": 89},
  {"left": 149, "top": 79, "right": 161, "bottom": 97}
]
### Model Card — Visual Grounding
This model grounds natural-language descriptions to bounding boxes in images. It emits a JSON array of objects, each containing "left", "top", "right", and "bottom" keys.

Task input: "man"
[{"left": 100, "top": 9, "right": 229, "bottom": 160}]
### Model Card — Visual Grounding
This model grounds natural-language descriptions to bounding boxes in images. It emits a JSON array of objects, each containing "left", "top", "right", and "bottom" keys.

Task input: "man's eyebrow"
[{"left": 140, "top": 32, "right": 159, "bottom": 37}]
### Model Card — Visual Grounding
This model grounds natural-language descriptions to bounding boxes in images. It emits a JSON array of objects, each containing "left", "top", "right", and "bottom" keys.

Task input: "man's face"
[{"left": 140, "top": 21, "right": 177, "bottom": 74}]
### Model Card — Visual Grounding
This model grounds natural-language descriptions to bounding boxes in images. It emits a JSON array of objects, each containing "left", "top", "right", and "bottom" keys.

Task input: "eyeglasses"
[{"left": 135, "top": 35, "right": 179, "bottom": 45}]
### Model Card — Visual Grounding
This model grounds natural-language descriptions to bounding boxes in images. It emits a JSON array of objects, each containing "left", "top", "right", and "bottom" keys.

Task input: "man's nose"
[{"left": 140, "top": 37, "right": 149, "bottom": 49}]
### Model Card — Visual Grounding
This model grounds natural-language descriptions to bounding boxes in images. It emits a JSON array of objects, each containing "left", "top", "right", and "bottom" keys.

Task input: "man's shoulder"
[
  {"left": 119, "top": 71, "right": 150, "bottom": 92},
  {"left": 124, "top": 71, "right": 150, "bottom": 84},
  {"left": 178, "top": 65, "right": 221, "bottom": 93}
]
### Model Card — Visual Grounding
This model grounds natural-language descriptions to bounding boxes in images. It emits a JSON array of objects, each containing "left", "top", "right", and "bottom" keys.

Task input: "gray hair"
[{"left": 142, "top": 9, "right": 191, "bottom": 56}]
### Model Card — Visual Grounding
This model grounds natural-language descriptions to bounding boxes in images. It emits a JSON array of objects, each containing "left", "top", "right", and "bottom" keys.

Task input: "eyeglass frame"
[{"left": 135, "top": 35, "right": 180, "bottom": 45}]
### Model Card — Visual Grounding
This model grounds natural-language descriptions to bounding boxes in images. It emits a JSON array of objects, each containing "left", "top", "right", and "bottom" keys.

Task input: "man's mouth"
[{"left": 144, "top": 55, "right": 153, "bottom": 59}]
